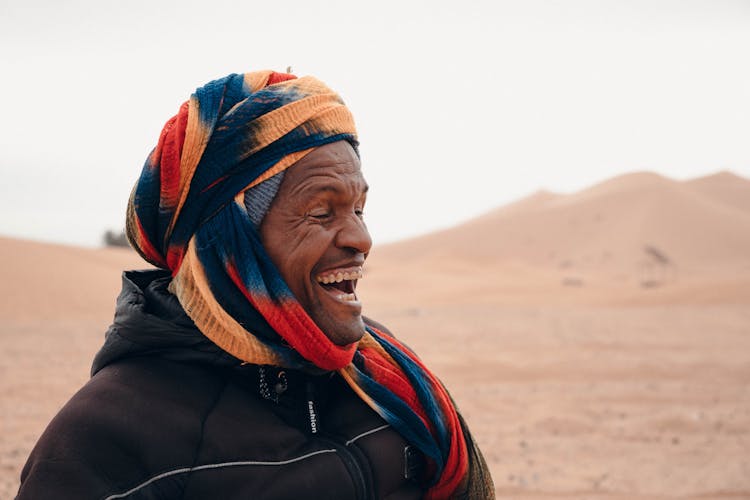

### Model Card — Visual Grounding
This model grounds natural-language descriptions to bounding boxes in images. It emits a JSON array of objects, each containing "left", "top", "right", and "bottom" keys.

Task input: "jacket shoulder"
[{"left": 18, "top": 357, "right": 227, "bottom": 499}]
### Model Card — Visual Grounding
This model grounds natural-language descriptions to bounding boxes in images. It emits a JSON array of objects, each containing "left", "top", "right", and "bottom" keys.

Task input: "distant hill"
[
  {"left": 682, "top": 170, "right": 750, "bottom": 214},
  {"left": 364, "top": 170, "right": 750, "bottom": 304}
]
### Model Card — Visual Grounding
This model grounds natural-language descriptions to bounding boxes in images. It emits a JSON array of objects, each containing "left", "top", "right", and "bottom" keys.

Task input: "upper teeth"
[{"left": 316, "top": 267, "right": 363, "bottom": 284}]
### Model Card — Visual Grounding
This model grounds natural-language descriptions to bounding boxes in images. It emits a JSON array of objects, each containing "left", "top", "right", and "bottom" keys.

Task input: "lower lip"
[{"left": 317, "top": 283, "right": 362, "bottom": 310}]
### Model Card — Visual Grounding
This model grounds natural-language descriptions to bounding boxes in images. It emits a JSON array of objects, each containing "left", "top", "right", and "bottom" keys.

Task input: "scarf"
[{"left": 126, "top": 70, "right": 493, "bottom": 499}]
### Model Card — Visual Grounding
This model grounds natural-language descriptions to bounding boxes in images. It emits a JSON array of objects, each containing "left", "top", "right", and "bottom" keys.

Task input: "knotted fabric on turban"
[{"left": 126, "top": 71, "right": 494, "bottom": 499}]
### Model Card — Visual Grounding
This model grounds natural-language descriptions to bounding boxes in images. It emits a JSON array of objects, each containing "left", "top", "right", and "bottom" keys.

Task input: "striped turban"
[{"left": 126, "top": 71, "right": 494, "bottom": 499}]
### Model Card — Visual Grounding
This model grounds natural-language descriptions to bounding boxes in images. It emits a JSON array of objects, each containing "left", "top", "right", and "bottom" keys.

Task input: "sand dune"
[
  {"left": 365, "top": 170, "right": 750, "bottom": 305},
  {"left": 1, "top": 170, "right": 749, "bottom": 499},
  {"left": 684, "top": 170, "right": 750, "bottom": 214},
  {"left": 375, "top": 170, "right": 750, "bottom": 270}
]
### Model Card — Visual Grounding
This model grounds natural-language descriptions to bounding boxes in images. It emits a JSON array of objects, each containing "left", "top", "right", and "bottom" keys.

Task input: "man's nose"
[{"left": 336, "top": 213, "right": 372, "bottom": 255}]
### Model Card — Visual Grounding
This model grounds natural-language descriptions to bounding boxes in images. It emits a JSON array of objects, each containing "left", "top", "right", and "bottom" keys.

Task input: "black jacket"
[{"left": 17, "top": 270, "right": 425, "bottom": 499}]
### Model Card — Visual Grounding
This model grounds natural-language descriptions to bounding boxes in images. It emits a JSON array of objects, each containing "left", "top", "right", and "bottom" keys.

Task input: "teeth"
[
  {"left": 316, "top": 267, "right": 363, "bottom": 284},
  {"left": 338, "top": 293, "right": 357, "bottom": 302}
]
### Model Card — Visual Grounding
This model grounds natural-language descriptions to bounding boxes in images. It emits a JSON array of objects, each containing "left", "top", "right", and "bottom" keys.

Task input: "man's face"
[{"left": 260, "top": 141, "right": 371, "bottom": 346}]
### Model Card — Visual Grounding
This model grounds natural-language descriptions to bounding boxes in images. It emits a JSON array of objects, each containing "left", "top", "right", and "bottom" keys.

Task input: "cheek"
[
  {"left": 272, "top": 228, "right": 323, "bottom": 282},
  {"left": 262, "top": 215, "right": 306, "bottom": 263}
]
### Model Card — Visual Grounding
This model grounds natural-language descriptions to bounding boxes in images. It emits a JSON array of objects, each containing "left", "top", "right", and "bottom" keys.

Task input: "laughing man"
[{"left": 17, "top": 71, "right": 494, "bottom": 500}]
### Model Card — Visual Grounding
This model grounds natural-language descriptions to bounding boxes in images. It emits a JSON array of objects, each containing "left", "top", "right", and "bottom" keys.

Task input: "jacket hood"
[
  {"left": 92, "top": 269, "right": 390, "bottom": 377},
  {"left": 92, "top": 269, "right": 257, "bottom": 375}
]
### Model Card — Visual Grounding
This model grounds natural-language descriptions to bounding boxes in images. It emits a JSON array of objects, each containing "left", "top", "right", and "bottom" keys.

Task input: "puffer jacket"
[{"left": 17, "top": 270, "right": 426, "bottom": 500}]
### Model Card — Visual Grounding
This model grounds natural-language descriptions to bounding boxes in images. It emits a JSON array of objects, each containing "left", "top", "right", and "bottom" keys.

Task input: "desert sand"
[{"left": 1, "top": 170, "right": 749, "bottom": 499}]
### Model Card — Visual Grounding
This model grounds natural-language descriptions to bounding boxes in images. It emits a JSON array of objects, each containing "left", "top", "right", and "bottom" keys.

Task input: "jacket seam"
[
  {"left": 101, "top": 449, "right": 338, "bottom": 500},
  {"left": 345, "top": 424, "right": 390, "bottom": 446}
]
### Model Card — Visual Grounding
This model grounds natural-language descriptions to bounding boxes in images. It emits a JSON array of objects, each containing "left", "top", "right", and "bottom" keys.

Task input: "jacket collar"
[{"left": 92, "top": 269, "right": 244, "bottom": 375}]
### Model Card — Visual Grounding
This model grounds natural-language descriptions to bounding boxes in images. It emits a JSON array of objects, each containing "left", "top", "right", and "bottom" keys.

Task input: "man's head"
[
  {"left": 128, "top": 70, "right": 367, "bottom": 370},
  {"left": 259, "top": 141, "right": 371, "bottom": 346}
]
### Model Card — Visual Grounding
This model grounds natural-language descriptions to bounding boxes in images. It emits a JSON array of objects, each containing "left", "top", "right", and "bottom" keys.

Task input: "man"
[{"left": 17, "top": 71, "right": 494, "bottom": 499}]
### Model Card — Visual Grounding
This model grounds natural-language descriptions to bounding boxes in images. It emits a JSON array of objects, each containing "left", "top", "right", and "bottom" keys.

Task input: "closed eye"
[{"left": 308, "top": 208, "right": 331, "bottom": 220}]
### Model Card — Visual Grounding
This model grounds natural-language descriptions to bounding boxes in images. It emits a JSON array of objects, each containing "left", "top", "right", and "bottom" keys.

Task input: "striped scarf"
[{"left": 126, "top": 71, "right": 493, "bottom": 499}]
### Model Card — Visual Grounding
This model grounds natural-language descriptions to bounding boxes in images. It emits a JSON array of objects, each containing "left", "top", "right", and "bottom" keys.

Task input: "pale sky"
[{"left": 1, "top": 0, "right": 749, "bottom": 248}]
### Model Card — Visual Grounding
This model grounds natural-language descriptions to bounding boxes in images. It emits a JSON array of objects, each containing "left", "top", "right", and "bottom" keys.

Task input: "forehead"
[{"left": 282, "top": 141, "right": 367, "bottom": 195}]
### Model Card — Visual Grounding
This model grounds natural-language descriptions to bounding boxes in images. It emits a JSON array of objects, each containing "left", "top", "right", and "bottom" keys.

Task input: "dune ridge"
[{"left": 365, "top": 170, "right": 750, "bottom": 305}]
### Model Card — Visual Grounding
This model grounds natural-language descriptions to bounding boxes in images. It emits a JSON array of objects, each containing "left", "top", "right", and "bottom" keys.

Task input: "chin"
[{"left": 324, "top": 317, "right": 366, "bottom": 346}]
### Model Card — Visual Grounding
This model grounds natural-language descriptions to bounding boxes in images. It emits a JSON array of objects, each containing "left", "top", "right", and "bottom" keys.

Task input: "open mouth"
[{"left": 315, "top": 267, "right": 362, "bottom": 303}]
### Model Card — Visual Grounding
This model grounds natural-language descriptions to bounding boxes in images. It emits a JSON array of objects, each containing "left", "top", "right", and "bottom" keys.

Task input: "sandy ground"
[
  {"left": 2, "top": 171, "right": 750, "bottom": 499},
  {"left": 366, "top": 302, "right": 750, "bottom": 500}
]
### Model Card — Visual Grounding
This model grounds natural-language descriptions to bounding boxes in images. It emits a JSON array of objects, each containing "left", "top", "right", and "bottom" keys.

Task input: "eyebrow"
[{"left": 301, "top": 183, "right": 369, "bottom": 196}]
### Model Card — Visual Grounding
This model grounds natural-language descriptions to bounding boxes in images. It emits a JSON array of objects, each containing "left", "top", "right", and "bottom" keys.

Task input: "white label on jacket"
[{"left": 308, "top": 400, "right": 318, "bottom": 434}]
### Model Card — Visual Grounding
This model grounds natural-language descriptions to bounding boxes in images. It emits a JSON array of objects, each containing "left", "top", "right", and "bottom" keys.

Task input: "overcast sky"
[{"left": 1, "top": 0, "right": 749, "bottom": 248}]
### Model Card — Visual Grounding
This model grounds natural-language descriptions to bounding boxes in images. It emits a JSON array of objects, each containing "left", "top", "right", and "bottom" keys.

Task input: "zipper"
[
  {"left": 306, "top": 380, "right": 373, "bottom": 500},
  {"left": 316, "top": 436, "right": 371, "bottom": 500}
]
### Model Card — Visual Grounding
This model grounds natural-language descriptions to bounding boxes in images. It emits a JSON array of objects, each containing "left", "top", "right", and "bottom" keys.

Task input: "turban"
[{"left": 126, "top": 71, "right": 494, "bottom": 498}]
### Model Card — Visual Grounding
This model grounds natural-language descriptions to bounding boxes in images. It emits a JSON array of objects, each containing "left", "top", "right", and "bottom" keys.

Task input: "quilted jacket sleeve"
[{"left": 17, "top": 358, "right": 223, "bottom": 500}]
